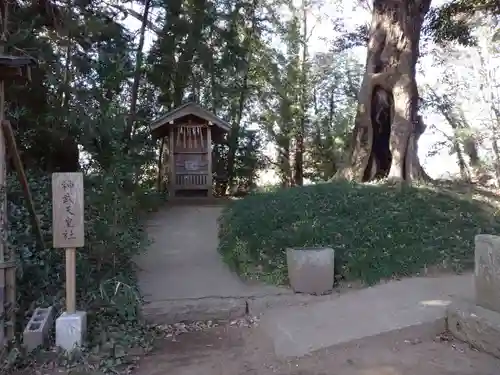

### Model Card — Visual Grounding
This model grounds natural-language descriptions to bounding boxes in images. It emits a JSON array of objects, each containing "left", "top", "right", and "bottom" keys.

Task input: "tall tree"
[
  {"left": 306, "top": 51, "right": 361, "bottom": 181},
  {"left": 123, "top": 0, "right": 152, "bottom": 153},
  {"left": 337, "top": 0, "right": 432, "bottom": 183},
  {"left": 292, "top": 0, "right": 310, "bottom": 186},
  {"left": 225, "top": 0, "right": 261, "bottom": 189},
  {"left": 335, "top": 0, "right": 499, "bottom": 183},
  {"left": 421, "top": 14, "right": 499, "bottom": 184}
]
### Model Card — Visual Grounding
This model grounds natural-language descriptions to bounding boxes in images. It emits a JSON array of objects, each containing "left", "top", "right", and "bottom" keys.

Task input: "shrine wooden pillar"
[{"left": 149, "top": 102, "right": 230, "bottom": 199}]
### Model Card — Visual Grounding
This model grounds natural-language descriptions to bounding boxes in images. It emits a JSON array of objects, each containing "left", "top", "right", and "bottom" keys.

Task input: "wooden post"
[
  {"left": 206, "top": 124, "right": 212, "bottom": 197},
  {"left": 0, "top": 105, "right": 14, "bottom": 344},
  {"left": 168, "top": 127, "right": 175, "bottom": 196},
  {"left": 0, "top": 5, "right": 7, "bottom": 339},
  {"left": 65, "top": 248, "right": 76, "bottom": 313},
  {"left": 0, "top": 78, "right": 5, "bottom": 344},
  {"left": 52, "top": 173, "right": 84, "bottom": 314},
  {"left": 156, "top": 137, "right": 165, "bottom": 192}
]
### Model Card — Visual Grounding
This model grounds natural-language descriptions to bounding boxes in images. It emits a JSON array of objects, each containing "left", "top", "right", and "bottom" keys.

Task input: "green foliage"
[
  {"left": 7, "top": 166, "right": 163, "bottom": 372},
  {"left": 233, "top": 129, "right": 268, "bottom": 188},
  {"left": 219, "top": 181, "right": 500, "bottom": 285},
  {"left": 251, "top": 184, "right": 282, "bottom": 194},
  {"left": 427, "top": 0, "right": 500, "bottom": 45},
  {"left": 0, "top": 0, "right": 166, "bottom": 372}
]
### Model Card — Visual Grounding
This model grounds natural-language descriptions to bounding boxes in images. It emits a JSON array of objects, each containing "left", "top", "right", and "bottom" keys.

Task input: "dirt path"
[{"left": 135, "top": 322, "right": 499, "bottom": 375}]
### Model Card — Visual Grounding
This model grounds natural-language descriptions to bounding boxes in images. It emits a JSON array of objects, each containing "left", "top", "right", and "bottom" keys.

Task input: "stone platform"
[
  {"left": 258, "top": 274, "right": 473, "bottom": 357},
  {"left": 445, "top": 234, "right": 500, "bottom": 359}
]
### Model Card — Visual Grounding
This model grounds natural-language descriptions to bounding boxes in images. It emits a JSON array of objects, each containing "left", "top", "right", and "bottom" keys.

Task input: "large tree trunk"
[
  {"left": 293, "top": 0, "right": 309, "bottom": 187},
  {"left": 338, "top": 0, "right": 432, "bottom": 183}
]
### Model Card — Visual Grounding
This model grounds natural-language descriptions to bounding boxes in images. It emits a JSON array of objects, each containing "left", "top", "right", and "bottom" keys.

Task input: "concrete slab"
[
  {"left": 136, "top": 204, "right": 293, "bottom": 323},
  {"left": 258, "top": 274, "right": 474, "bottom": 358},
  {"left": 447, "top": 299, "right": 500, "bottom": 359}
]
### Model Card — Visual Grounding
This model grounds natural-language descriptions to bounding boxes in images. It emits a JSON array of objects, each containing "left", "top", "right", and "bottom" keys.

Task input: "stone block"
[
  {"left": 447, "top": 300, "right": 500, "bottom": 359},
  {"left": 286, "top": 247, "right": 334, "bottom": 295},
  {"left": 55, "top": 311, "right": 87, "bottom": 352},
  {"left": 142, "top": 298, "right": 247, "bottom": 325},
  {"left": 247, "top": 293, "right": 327, "bottom": 317},
  {"left": 23, "top": 306, "right": 55, "bottom": 352},
  {"left": 475, "top": 234, "right": 500, "bottom": 313}
]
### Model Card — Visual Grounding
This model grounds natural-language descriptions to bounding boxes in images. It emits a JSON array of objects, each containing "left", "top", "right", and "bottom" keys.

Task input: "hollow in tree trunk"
[{"left": 338, "top": 0, "right": 432, "bottom": 183}]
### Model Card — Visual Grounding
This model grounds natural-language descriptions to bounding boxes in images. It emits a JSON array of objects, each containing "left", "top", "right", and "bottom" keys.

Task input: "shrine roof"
[{"left": 149, "top": 102, "right": 231, "bottom": 136}]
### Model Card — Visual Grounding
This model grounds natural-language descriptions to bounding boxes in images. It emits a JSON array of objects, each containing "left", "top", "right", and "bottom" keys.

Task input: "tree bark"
[
  {"left": 337, "top": 0, "right": 432, "bottom": 183},
  {"left": 123, "top": 0, "right": 151, "bottom": 152},
  {"left": 51, "top": 0, "right": 79, "bottom": 173},
  {"left": 293, "top": 0, "right": 309, "bottom": 187},
  {"left": 226, "top": 0, "right": 258, "bottom": 190}
]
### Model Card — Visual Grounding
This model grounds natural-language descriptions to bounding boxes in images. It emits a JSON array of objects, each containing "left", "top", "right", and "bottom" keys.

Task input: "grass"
[{"left": 218, "top": 180, "right": 500, "bottom": 286}]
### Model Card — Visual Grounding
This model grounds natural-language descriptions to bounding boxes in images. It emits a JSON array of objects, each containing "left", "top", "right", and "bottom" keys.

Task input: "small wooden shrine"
[
  {"left": 0, "top": 54, "right": 36, "bottom": 82},
  {"left": 149, "top": 102, "right": 231, "bottom": 197}
]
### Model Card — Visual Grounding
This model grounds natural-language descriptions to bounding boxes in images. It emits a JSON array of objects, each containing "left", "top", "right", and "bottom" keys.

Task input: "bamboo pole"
[{"left": 2, "top": 120, "right": 45, "bottom": 251}]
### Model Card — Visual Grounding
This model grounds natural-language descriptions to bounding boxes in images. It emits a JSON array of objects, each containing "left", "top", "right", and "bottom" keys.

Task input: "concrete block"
[
  {"left": 447, "top": 299, "right": 500, "bottom": 359},
  {"left": 475, "top": 234, "right": 500, "bottom": 313},
  {"left": 55, "top": 311, "right": 87, "bottom": 352},
  {"left": 286, "top": 247, "right": 334, "bottom": 295},
  {"left": 23, "top": 306, "right": 55, "bottom": 352}
]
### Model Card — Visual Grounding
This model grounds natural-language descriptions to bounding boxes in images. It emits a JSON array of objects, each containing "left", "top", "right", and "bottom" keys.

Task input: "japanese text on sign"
[{"left": 52, "top": 173, "right": 84, "bottom": 248}]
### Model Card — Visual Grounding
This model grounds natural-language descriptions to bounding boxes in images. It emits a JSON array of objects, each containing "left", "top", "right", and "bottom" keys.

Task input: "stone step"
[
  {"left": 258, "top": 274, "right": 473, "bottom": 358},
  {"left": 168, "top": 196, "right": 232, "bottom": 206}
]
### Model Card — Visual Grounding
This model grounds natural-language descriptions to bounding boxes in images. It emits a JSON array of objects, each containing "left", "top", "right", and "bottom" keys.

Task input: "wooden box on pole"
[
  {"left": 52, "top": 172, "right": 84, "bottom": 249},
  {"left": 52, "top": 172, "right": 84, "bottom": 314}
]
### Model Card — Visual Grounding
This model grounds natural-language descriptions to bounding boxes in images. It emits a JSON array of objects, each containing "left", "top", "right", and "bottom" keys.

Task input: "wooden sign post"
[{"left": 52, "top": 173, "right": 84, "bottom": 314}]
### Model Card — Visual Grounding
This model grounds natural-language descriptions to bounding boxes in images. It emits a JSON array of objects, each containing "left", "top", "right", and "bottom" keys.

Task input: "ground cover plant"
[
  {"left": 218, "top": 181, "right": 500, "bottom": 286},
  {"left": 4, "top": 170, "right": 165, "bottom": 374}
]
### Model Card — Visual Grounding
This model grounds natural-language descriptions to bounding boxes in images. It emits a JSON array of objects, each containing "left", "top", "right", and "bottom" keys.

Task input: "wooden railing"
[{"left": 176, "top": 173, "right": 208, "bottom": 188}]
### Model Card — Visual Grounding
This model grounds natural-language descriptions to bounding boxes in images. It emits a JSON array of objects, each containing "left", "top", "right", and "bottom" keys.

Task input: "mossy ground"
[{"left": 218, "top": 181, "right": 500, "bottom": 285}]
